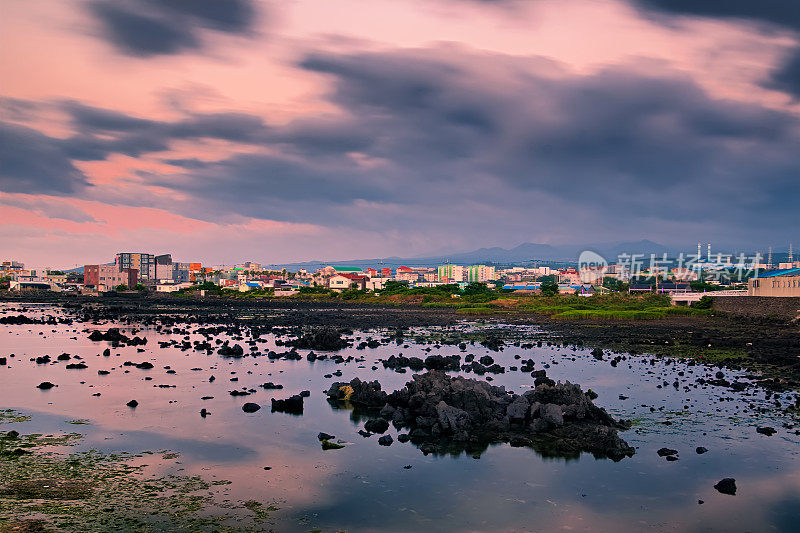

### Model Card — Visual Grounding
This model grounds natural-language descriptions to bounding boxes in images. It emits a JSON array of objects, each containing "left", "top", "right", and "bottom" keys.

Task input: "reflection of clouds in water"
[{"left": 83, "top": 429, "right": 259, "bottom": 462}]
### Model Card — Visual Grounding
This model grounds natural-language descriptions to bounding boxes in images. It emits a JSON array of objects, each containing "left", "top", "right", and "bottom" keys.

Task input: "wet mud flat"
[
  {"left": 1, "top": 298, "right": 800, "bottom": 531},
  {"left": 525, "top": 313, "right": 800, "bottom": 387}
]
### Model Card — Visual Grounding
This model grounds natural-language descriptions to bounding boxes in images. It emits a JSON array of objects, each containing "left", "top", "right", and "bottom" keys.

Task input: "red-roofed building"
[
  {"left": 327, "top": 273, "right": 368, "bottom": 291},
  {"left": 395, "top": 266, "right": 418, "bottom": 282}
]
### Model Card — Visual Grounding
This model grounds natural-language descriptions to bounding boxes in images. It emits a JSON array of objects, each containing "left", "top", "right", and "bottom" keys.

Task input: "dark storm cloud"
[
  {"left": 0, "top": 122, "right": 90, "bottom": 194},
  {"left": 7, "top": 47, "right": 799, "bottom": 235},
  {"left": 293, "top": 49, "right": 800, "bottom": 226},
  {"left": 632, "top": 1, "right": 800, "bottom": 31},
  {"left": 631, "top": 1, "right": 800, "bottom": 97},
  {"left": 147, "top": 48, "right": 800, "bottom": 229},
  {"left": 146, "top": 151, "right": 388, "bottom": 224},
  {"left": 169, "top": 112, "right": 269, "bottom": 142},
  {"left": 766, "top": 49, "right": 800, "bottom": 99},
  {"left": 88, "top": 0, "right": 257, "bottom": 57},
  {"left": 57, "top": 102, "right": 270, "bottom": 161},
  {"left": 63, "top": 100, "right": 161, "bottom": 132}
]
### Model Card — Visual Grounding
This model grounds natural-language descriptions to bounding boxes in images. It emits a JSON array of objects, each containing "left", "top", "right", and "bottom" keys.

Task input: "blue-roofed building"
[
  {"left": 502, "top": 282, "right": 541, "bottom": 292},
  {"left": 748, "top": 268, "right": 800, "bottom": 296}
]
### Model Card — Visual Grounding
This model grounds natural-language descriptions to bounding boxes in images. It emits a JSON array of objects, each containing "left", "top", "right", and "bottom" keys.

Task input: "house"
[
  {"left": 155, "top": 282, "right": 193, "bottom": 293},
  {"left": 238, "top": 282, "right": 265, "bottom": 292},
  {"left": 748, "top": 268, "right": 800, "bottom": 296},
  {"left": 319, "top": 266, "right": 363, "bottom": 276},
  {"left": 367, "top": 277, "right": 390, "bottom": 291},
  {"left": 576, "top": 284, "right": 596, "bottom": 296},
  {"left": 395, "top": 266, "right": 418, "bottom": 283},
  {"left": 84, "top": 264, "right": 138, "bottom": 292},
  {"left": 327, "top": 273, "right": 368, "bottom": 291}
]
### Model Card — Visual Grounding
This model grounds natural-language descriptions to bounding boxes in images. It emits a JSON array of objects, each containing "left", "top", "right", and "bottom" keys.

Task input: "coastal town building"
[
  {"left": 748, "top": 268, "right": 800, "bottom": 297},
  {"left": 84, "top": 264, "right": 138, "bottom": 291},
  {"left": 116, "top": 252, "right": 155, "bottom": 280},
  {"left": 437, "top": 264, "right": 464, "bottom": 282}
]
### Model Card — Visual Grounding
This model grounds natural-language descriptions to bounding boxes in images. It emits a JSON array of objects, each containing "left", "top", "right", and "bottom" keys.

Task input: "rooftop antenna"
[
  {"left": 789, "top": 243, "right": 794, "bottom": 263},
  {"left": 767, "top": 247, "right": 773, "bottom": 269}
]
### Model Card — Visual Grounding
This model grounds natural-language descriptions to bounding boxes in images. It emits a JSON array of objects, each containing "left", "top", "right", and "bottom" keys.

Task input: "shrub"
[
  {"left": 456, "top": 307, "right": 496, "bottom": 315},
  {"left": 693, "top": 295, "right": 714, "bottom": 309},
  {"left": 554, "top": 310, "right": 665, "bottom": 320}
]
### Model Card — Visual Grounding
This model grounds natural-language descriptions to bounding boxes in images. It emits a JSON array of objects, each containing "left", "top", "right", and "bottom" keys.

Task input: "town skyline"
[{"left": 4, "top": 238, "right": 797, "bottom": 273}]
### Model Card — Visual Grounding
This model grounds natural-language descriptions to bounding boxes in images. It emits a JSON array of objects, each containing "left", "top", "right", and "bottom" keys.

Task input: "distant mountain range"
[{"left": 266, "top": 240, "right": 680, "bottom": 270}]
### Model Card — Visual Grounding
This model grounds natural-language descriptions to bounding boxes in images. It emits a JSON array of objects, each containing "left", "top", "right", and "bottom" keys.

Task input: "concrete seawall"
[{"left": 710, "top": 296, "right": 800, "bottom": 320}]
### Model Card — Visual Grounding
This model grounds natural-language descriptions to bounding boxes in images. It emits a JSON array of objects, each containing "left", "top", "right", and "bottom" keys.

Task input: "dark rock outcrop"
[
  {"left": 365, "top": 371, "right": 634, "bottom": 461},
  {"left": 88, "top": 328, "right": 147, "bottom": 346},
  {"left": 242, "top": 402, "right": 261, "bottom": 413},
  {"left": 326, "top": 377, "right": 388, "bottom": 408},
  {"left": 286, "top": 328, "right": 350, "bottom": 351},
  {"left": 271, "top": 395, "right": 304, "bottom": 414},
  {"left": 714, "top": 478, "right": 736, "bottom": 495}
]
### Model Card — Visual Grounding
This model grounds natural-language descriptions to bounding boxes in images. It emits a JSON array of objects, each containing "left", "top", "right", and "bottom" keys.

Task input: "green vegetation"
[
  {"left": 0, "top": 410, "right": 31, "bottom": 424},
  {"left": 693, "top": 295, "right": 714, "bottom": 309},
  {"left": 539, "top": 275, "right": 559, "bottom": 296},
  {"left": 554, "top": 310, "right": 663, "bottom": 320},
  {"left": 113, "top": 284, "right": 128, "bottom": 292},
  {"left": 602, "top": 276, "right": 628, "bottom": 292},
  {"left": 0, "top": 416, "right": 277, "bottom": 531}
]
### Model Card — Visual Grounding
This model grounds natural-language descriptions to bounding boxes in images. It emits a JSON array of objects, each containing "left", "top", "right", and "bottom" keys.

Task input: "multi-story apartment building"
[
  {"left": 465, "top": 264, "right": 496, "bottom": 282},
  {"left": 84, "top": 264, "right": 138, "bottom": 291},
  {"left": 173, "top": 262, "right": 192, "bottom": 283},
  {"left": 395, "top": 266, "right": 419, "bottom": 283},
  {"left": 0, "top": 260, "right": 24, "bottom": 277},
  {"left": 437, "top": 264, "right": 464, "bottom": 282},
  {"left": 116, "top": 253, "right": 155, "bottom": 280},
  {"left": 154, "top": 254, "right": 173, "bottom": 281}
]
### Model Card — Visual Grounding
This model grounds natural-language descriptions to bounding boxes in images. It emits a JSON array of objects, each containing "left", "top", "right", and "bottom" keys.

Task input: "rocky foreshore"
[{"left": 327, "top": 371, "right": 635, "bottom": 461}]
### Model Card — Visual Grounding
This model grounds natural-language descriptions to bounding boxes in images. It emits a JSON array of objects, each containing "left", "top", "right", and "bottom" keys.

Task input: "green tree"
[
  {"left": 602, "top": 277, "right": 628, "bottom": 292},
  {"left": 114, "top": 284, "right": 128, "bottom": 292},
  {"left": 462, "top": 282, "right": 491, "bottom": 295},
  {"left": 382, "top": 280, "right": 411, "bottom": 294},
  {"left": 693, "top": 295, "right": 714, "bottom": 309},
  {"left": 540, "top": 279, "right": 559, "bottom": 297}
]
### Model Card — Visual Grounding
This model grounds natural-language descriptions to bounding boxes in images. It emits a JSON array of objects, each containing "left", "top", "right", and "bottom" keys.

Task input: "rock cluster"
[
  {"left": 88, "top": 328, "right": 147, "bottom": 347},
  {"left": 286, "top": 328, "right": 350, "bottom": 351},
  {"left": 327, "top": 371, "right": 634, "bottom": 461}
]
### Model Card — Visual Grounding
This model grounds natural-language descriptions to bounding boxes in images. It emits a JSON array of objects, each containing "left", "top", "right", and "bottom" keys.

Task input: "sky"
[{"left": 1, "top": 0, "right": 799, "bottom": 269}]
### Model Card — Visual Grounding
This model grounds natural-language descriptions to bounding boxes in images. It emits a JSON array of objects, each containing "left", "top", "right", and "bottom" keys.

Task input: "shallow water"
[{"left": 1, "top": 302, "right": 799, "bottom": 532}]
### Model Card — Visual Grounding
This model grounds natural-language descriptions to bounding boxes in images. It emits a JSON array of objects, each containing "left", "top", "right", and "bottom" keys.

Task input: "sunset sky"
[{"left": 1, "top": 0, "right": 799, "bottom": 268}]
